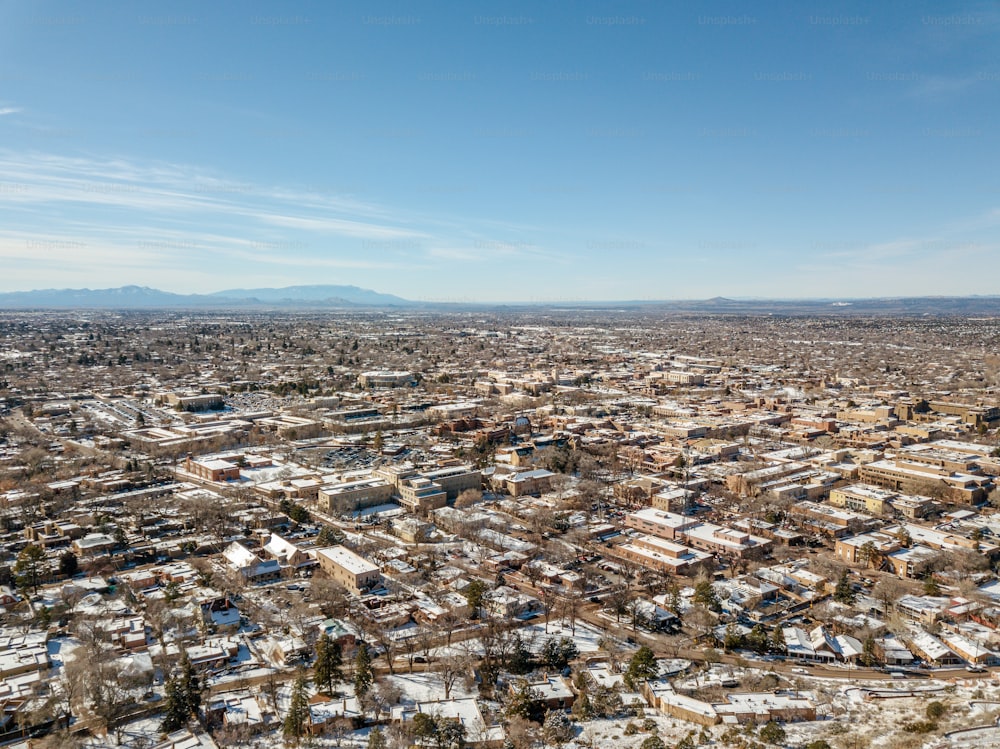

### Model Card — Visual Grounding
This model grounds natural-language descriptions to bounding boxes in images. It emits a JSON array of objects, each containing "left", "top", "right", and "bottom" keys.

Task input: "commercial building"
[
  {"left": 626, "top": 508, "right": 696, "bottom": 540},
  {"left": 613, "top": 534, "right": 712, "bottom": 574},
  {"left": 787, "top": 501, "right": 874, "bottom": 538},
  {"left": 625, "top": 508, "right": 771, "bottom": 558},
  {"left": 829, "top": 484, "right": 898, "bottom": 516},
  {"left": 320, "top": 478, "right": 395, "bottom": 515},
  {"left": 255, "top": 415, "right": 324, "bottom": 439},
  {"left": 421, "top": 465, "right": 482, "bottom": 500},
  {"left": 859, "top": 459, "right": 990, "bottom": 504},
  {"left": 315, "top": 546, "right": 381, "bottom": 595},
  {"left": 358, "top": 370, "right": 415, "bottom": 388},
  {"left": 184, "top": 457, "right": 241, "bottom": 482},
  {"left": 159, "top": 392, "right": 224, "bottom": 411},
  {"left": 398, "top": 477, "right": 448, "bottom": 514}
]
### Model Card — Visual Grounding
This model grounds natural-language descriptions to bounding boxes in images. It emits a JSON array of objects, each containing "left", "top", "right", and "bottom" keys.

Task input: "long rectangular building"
[{"left": 625, "top": 508, "right": 770, "bottom": 558}]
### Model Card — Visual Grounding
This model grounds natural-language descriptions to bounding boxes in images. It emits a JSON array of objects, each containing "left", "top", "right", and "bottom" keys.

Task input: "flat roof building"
[
  {"left": 358, "top": 370, "right": 415, "bottom": 388},
  {"left": 315, "top": 545, "right": 381, "bottom": 595}
]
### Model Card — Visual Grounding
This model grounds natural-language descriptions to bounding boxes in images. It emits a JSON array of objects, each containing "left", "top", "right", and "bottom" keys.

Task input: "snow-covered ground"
[
  {"left": 781, "top": 677, "right": 1000, "bottom": 749},
  {"left": 385, "top": 671, "right": 478, "bottom": 704},
  {"left": 519, "top": 618, "right": 613, "bottom": 654},
  {"left": 573, "top": 712, "right": 713, "bottom": 749}
]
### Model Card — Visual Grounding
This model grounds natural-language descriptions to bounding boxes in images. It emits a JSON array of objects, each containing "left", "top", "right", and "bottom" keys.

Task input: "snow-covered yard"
[
  {"left": 385, "top": 671, "right": 478, "bottom": 704},
  {"left": 519, "top": 618, "right": 615, "bottom": 654}
]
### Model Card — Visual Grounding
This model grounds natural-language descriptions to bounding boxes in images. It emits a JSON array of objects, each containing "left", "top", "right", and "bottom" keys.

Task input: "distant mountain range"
[
  {"left": 0, "top": 284, "right": 413, "bottom": 309},
  {"left": 1, "top": 285, "right": 1000, "bottom": 315}
]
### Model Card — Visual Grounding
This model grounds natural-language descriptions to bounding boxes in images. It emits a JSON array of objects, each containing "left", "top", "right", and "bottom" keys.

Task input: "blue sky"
[{"left": 1, "top": 0, "right": 998, "bottom": 301}]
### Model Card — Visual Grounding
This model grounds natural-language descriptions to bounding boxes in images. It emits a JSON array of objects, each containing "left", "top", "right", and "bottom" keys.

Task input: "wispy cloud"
[
  {"left": 426, "top": 247, "right": 483, "bottom": 262},
  {"left": 0, "top": 149, "right": 558, "bottom": 291},
  {"left": 801, "top": 206, "right": 1000, "bottom": 294},
  {"left": 259, "top": 213, "right": 426, "bottom": 240},
  {"left": 0, "top": 107, "right": 21, "bottom": 116}
]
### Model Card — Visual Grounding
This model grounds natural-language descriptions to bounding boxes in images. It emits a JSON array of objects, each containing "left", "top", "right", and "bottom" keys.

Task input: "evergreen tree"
[
  {"left": 623, "top": 646, "right": 659, "bottom": 689},
  {"left": 833, "top": 570, "right": 855, "bottom": 604},
  {"left": 160, "top": 653, "right": 202, "bottom": 732},
  {"left": 368, "top": 727, "right": 387, "bottom": 749},
  {"left": 540, "top": 637, "right": 579, "bottom": 669},
  {"left": 590, "top": 684, "right": 623, "bottom": 718},
  {"left": 436, "top": 719, "right": 467, "bottom": 749},
  {"left": 861, "top": 634, "right": 879, "bottom": 667},
  {"left": 58, "top": 550, "right": 79, "bottom": 577},
  {"left": 283, "top": 673, "right": 310, "bottom": 746},
  {"left": 746, "top": 624, "right": 769, "bottom": 654},
  {"left": 315, "top": 632, "right": 343, "bottom": 696},
  {"left": 759, "top": 721, "right": 786, "bottom": 745},
  {"left": 464, "top": 579, "right": 487, "bottom": 617},
  {"left": 542, "top": 711, "right": 574, "bottom": 748},
  {"left": 412, "top": 713, "right": 438, "bottom": 744},
  {"left": 571, "top": 691, "right": 593, "bottom": 720},
  {"left": 13, "top": 543, "right": 45, "bottom": 595},
  {"left": 770, "top": 625, "right": 786, "bottom": 654},
  {"left": 412, "top": 713, "right": 467, "bottom": 749},
  {"left": 317, "top": 525, "right": 339, "bottom": 545},
  {"left": 723, "top": 623, "right": 743, "bottom": 652},
  {"left": 674, "top": 735, "right": 695, "bottom": 749},
  {"left": 178, "top": 652, "right": 202, "bottom": 719},
  {"left": 503, "top": 679, "right": 545, "bottom": 723},
  {"left": 506, "top": 634, "right": 534, "bottom": 675},
  {"left": 354, "top": 643, "right": 374, "bottom": 701},
  {"left": 666, "top": 582, "right": 683, "bottom": 616},
  {"left": 160, "top": 676, "right": 188, "bottom": 732},
  {"left": 692, "top": 580, "right": 721, "bottom": 613}
]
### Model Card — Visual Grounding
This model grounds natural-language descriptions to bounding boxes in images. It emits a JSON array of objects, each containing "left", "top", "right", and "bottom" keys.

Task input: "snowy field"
[
  {"left": 518, "top": 618, "right": 617, "bottom": 654},
  {"left": 781, "top": 676, "right": 1000, "bottom": 749},
  {"left": 385, "top": 671, "right": 479, "bottom": 704}
]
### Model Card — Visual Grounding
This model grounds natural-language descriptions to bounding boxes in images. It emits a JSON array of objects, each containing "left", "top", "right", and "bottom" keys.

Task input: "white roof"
[
  {"left": 223, "top": 542, "right": 259, "bottom": 569},
  {"left": 629, "top": 507, "right": 693, "bottom": 528},
  {"left": 907, "top": 629, "right": 955, "bottom": 661},
  {"left": 315, "top": 545, "right": 379, "bottom": 575},
  {"left": 412, "top": 698, "right": 504, "bottom": 744},
  {"left": 263, "top": 533, "right": 300, "bottom": 560}
]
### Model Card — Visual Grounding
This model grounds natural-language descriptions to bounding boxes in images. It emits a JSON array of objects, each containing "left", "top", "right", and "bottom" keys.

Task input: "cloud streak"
[{"left": 0, "top": 149, "right": 558, "bottom": 291}]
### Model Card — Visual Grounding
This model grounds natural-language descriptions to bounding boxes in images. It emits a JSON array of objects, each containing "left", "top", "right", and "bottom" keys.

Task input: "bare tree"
[
  {"left": 454, "top": 488, "right": 482, "bottom": 508},
  {"left": 65, "top": 640, "right": 145, "bottom": 742},
  {"left": 438, "top": 652, "right": 473, "bottom": 700},
  {"left": 606, "top": 584, "right": 632, "bottom": 623},
  {"left": 401, "top": 629, "right": 421, "bottom": 672},
  {"left": 504, "top": 715, "right": 537, "bottom": 749},
  {"left": 558, "top": 588, "right": 584, "bottom": 637},
  {"left": 356, "top": 609, "right": 399, "bottom": 675}
]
